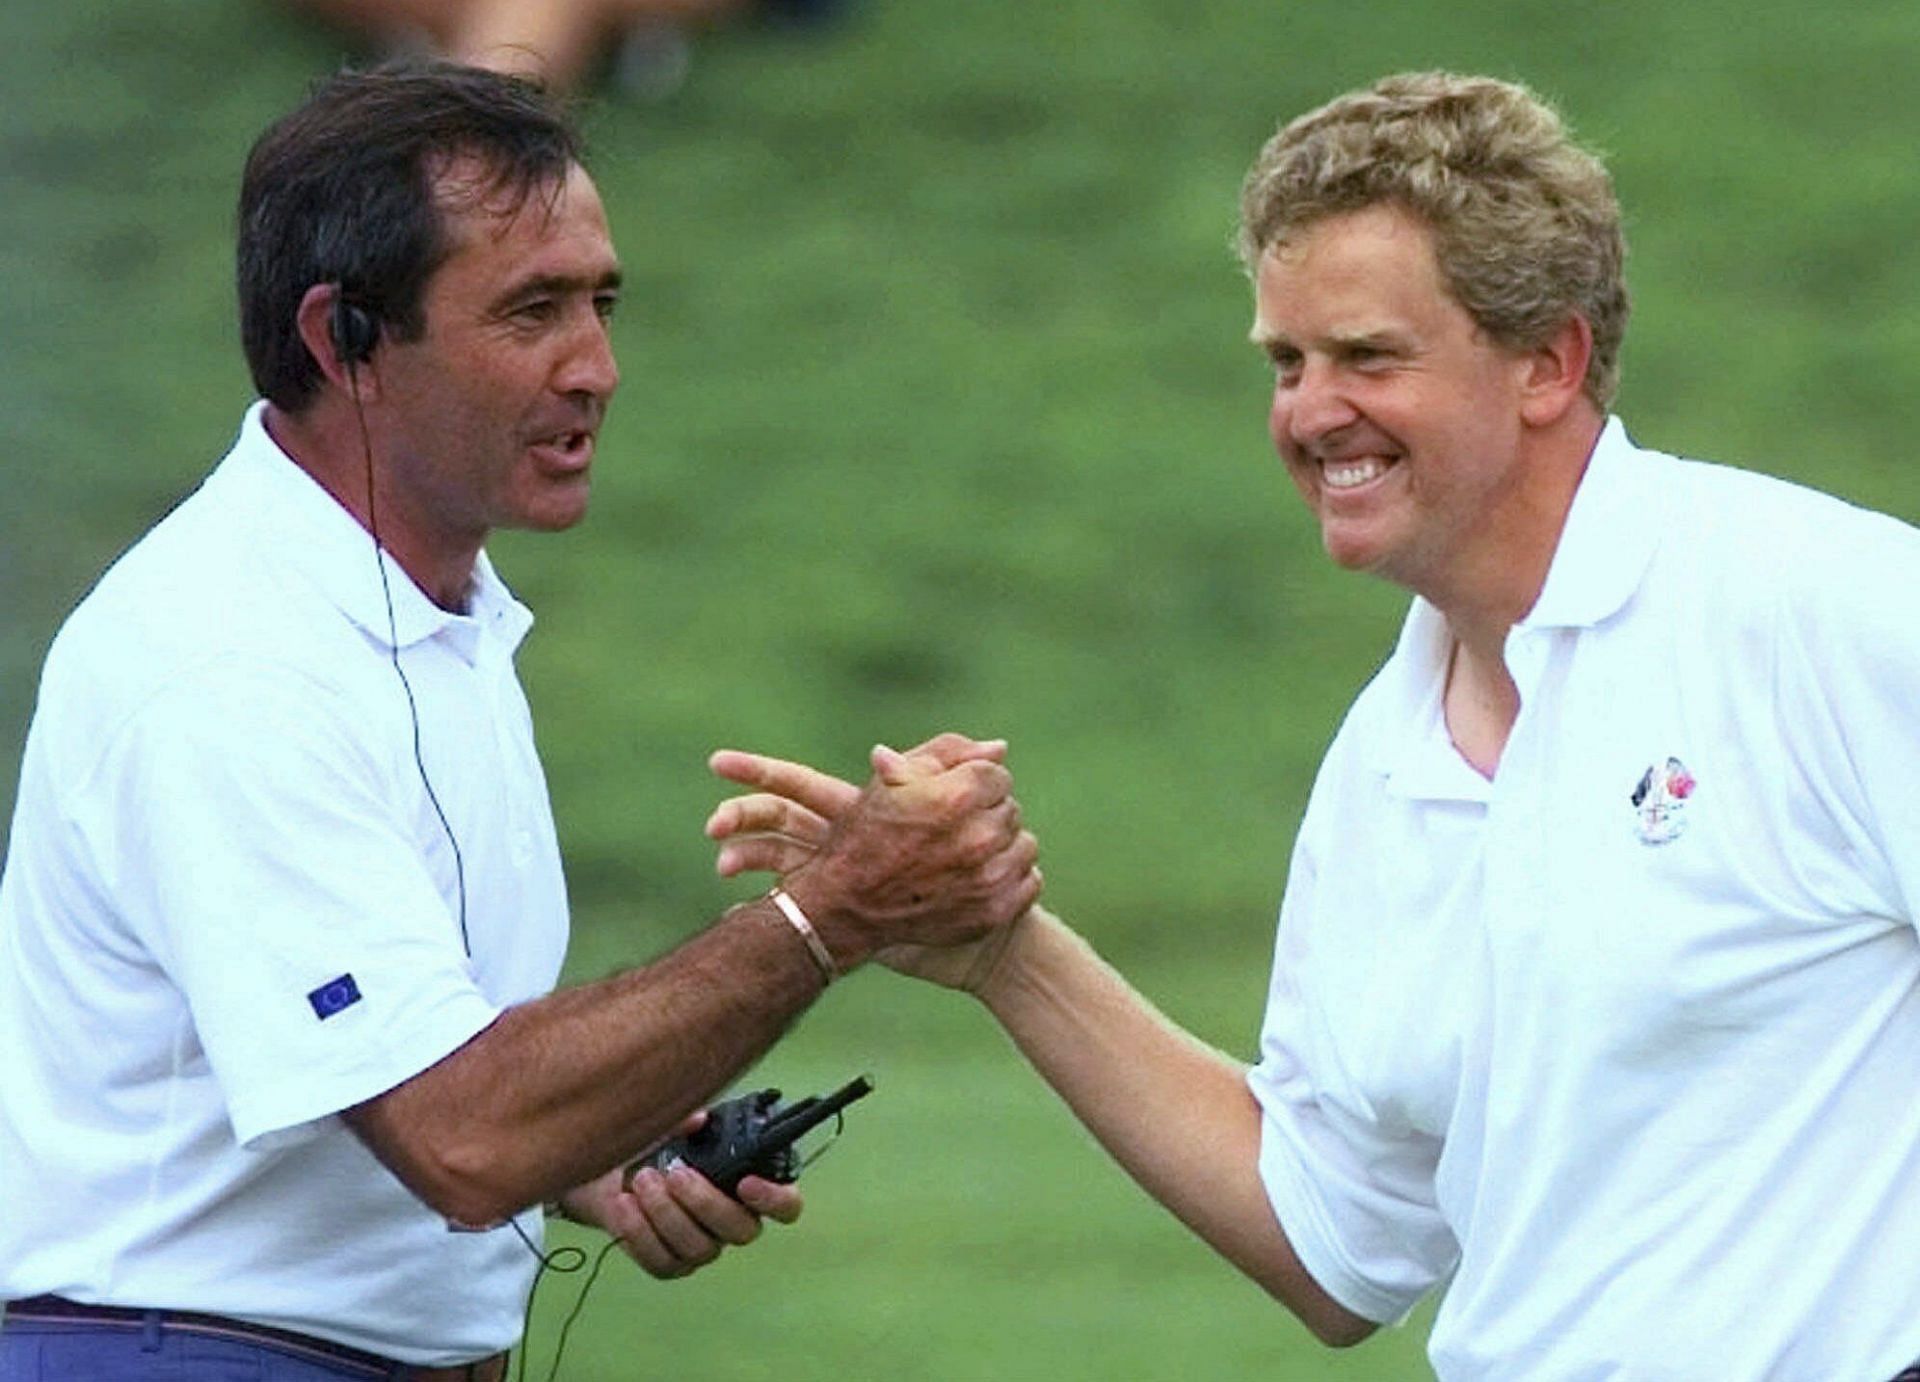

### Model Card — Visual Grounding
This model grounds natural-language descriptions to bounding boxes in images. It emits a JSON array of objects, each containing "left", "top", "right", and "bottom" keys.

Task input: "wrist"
[
  {"left": 772, "top": 869, "right": 875, "bottom": 975},
  {"left": 768, "top": 886, "right": 836, "bottom": 986},
  {"left": 973, "top": 905, "right": 1048, "bottom": 1009}
]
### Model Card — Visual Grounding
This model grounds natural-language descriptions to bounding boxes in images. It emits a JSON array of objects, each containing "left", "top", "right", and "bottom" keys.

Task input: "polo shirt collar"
[
  {"left": 223, "top": 401, "right": 534, "bottom": 663},
  {"left": 1371, "top": 600, "right": 1489, "bottom": 800},
  {"left": 1517, "top": 415, "right": 1663, "bottom": 632},
  {"left": 1366, "top": 416, "right": 1661, "bottom": 795}
]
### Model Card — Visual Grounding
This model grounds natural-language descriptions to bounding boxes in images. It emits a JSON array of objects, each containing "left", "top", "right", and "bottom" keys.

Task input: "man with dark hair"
[
  {"left": 0, "top": 60, "right": 1039, "bottom": 1381},
  {"left": 707, "top": 71, "right": 1920, "bottom": 1378},
  {"left": 236, "top": 61, "right": 587, "bottom": 413}
]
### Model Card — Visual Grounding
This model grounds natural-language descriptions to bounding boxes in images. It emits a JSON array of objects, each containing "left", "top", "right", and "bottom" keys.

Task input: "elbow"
[
  {"left": 1250, "top": 1264, "right": 1377, "bottom": 1349},
  {"left": 1304, "top": 1311, "right": 1377, "bottom": 1349},
  {"left": 1279, "top": 1279, "right": 1376, "bottom": 1349},
  {"left": 343, "top": 1098, "right": 533, "bottom": 1228},
  {"left": 391, "top": 1126, "right": 538, "bottom": 1228}
]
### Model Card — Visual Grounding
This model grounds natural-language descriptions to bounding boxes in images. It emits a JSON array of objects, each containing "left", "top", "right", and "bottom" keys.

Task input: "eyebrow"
[
  {"left": 1248, "top": 325, "right": 1405, "bottom": 353},
  {"left": 491, "top": 268, "right": 624, "bottom": 311}
]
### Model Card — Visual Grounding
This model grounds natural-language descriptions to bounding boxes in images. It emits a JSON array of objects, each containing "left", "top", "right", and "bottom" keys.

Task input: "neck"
[
  {"left": 264, "top": 399, "right": 480, "bottom": 611},
  {"left": 1443, "top": 637, "right": 1518, "bottom": 779},
  {"left": 1429, "top": 408, "right": 1607, "bottom": 779},
  {"left": 1425, "top": 408, "right": 1605, "bottom": 647}
]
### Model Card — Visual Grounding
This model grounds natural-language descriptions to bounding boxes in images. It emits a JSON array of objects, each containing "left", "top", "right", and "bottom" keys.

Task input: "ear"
[
  {"left": 294, "top": 283, "right": 379, "bottom": 402},
  {"left": 1516, "top": 313, "right": 1593, "bottom": 428}
]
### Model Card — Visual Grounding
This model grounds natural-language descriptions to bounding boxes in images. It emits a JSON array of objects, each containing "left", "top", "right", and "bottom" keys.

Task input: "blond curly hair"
[{"left": 1238, "top": 72, "right": 1628, "bottom": 409}]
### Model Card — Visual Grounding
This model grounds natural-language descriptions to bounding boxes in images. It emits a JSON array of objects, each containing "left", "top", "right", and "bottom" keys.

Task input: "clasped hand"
[
  {"left": 569, "top": 733, "right": 1037, "bottom": 1279},
  {"left": 706, "top": 732, "right": 1042, "bottom": 989}
]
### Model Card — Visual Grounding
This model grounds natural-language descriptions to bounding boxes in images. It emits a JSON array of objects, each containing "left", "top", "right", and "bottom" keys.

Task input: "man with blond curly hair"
[{"left": 709, "top": 72, "right": 1920, "bottom": 1379}]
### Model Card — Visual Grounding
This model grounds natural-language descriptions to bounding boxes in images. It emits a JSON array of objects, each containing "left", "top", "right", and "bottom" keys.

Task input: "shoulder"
[
  {"left": 1600, "top": 442, "right": 1915, "bottom": 658},
  {"left": 1617, "top": 443, "right": 1920, "bottom": 738},
  {"left": 36, "top": 522, "right": 390, "bottom": 805},
  {"left": 1655, "top": 451, "right": 1916, "bottom": 587}
]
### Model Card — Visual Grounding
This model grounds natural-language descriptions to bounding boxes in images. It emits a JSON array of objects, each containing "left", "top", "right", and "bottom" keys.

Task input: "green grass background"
[{"left": 6, "top": 1, "right": 1920, "bottom": 1376}]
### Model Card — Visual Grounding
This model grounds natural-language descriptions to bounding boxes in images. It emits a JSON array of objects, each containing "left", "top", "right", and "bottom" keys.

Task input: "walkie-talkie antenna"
[
  {"left": 632, "top": 1074, "right": 876, "bottom": 1195},
  {"left": 702, "top": 1075, "right": 874, "bottom": 1188},
  {"left": 760, "top": 1075, "right": 874, "bottom": 1144}
]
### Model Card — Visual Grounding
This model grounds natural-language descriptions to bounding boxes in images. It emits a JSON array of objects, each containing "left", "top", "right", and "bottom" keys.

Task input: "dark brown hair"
[{"left": 237, "top": 59, "right": 584, "bottom": 410}]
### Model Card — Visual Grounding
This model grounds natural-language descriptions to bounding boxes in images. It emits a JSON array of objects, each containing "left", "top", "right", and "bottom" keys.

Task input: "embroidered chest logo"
[{"left": 1630, "top": 757, "right": 1695, "bottom": 845}]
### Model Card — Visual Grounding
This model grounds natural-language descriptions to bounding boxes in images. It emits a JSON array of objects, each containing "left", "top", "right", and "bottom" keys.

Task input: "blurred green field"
[{"left": 6, "top": 0, "right": 1920, "bottom": 1377}]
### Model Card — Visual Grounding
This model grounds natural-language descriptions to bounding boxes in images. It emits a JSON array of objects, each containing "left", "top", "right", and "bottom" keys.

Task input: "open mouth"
[
  {"left": 1322, "top": 455, "right": 1395, "bottom": 491},
  {"left": 530, "top": 430, "right": 595, "bottom": 471}
]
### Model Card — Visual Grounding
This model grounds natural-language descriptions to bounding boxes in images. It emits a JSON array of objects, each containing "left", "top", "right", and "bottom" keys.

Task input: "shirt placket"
[{"left": 1474, "top": 622, "right": 1564, "bottom": 1149}]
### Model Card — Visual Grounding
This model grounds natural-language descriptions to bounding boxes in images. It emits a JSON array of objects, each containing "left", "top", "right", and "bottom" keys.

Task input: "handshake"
[{"left": 704, "top": 733, "right": 1043, "bottom": 994}]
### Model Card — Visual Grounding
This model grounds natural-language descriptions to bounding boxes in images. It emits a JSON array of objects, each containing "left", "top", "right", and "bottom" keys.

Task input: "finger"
[
  {"left": 980, "top": 829, "right": 1041, "bottom": 883},
  {"left": 957, "top": 801, "right": 1023, "bottom": 862},
  {"left": 663, "top": 1164, "right": 766, "bottom": 1246},
  {"left": 735, "top": 1177, "right": 804, "bottom": 1225},
  {"left": 899, "top": 732, "right": 1009, "bottom": 768},
  {"left": 873, "top": 762, "right": 1011, "bottom": 825},
  {"left": 617, "top": 1215, "right": 685, "bottom": 1278},
  {"left": 1011, "top": 867, "right": 1044, "bottom": 914},
  {"left": 706, "top": 794, "right": 832, "bottom": 843},
  {"left": 940, "top": 759, "right": 1014, "bottom": 809},
  {"left": 871, "top": 743, "right": 914, "bottom": 785},
  {"left": 627, "top": 1164, "right": 724, "bottom": 1267},
  {"left": 616, "top": 1169, "right": 702, "bottom": 1278},
  {"left": 709, "top": 751, "right": 860, "bottom": 817},
  {"left": 875, "top": 735, "right": 1009, "bottom": 788},
  {"left": 716, "top": 837, "right": 820, "bottom": 878}
]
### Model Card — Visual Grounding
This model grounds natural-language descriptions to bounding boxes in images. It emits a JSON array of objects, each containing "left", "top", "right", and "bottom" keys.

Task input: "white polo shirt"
[
  {"left": 1249, "top": 419, "right": 1920, "bottom": 1379},
  {"left": 0, "top": 403, "right": 569, "bottom": 1364}
]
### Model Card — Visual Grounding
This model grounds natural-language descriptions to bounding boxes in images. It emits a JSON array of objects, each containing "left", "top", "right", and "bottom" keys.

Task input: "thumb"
[{"left": 871, "top": 743, "right": 911, "bottom": 785}]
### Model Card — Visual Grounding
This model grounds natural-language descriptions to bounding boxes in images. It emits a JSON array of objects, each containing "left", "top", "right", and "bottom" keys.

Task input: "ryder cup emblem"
[{"left": 1630, "top": 757, "right": 1695, "bottom": 845}]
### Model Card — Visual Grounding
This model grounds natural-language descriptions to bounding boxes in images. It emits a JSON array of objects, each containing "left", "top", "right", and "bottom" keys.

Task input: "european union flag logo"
[{"left": 307, "top": 974, "right": 362, "bottom": 1020}]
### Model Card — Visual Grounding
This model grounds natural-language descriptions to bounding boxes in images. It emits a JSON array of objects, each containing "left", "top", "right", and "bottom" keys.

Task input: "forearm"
[
  {"left": 348, "top": 896, "right": 822, "bottom": 1226},
  {"left": 977, "top": 909, "right": 1374, "bottom": 1347}
]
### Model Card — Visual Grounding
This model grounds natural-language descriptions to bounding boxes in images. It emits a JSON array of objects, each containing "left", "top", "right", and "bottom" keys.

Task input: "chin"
[
  {"left": 1319, "top": 508, "right": 1423, "bottom": 579},
  {"left": 1320, "top": 525, "right": 1384, "bottom": 573},
  {"left": 527, "top": 505, "right": 590, "bottom": 533},
  {"left": 513, "top": 481, "right": 593, "bottom": 532}
]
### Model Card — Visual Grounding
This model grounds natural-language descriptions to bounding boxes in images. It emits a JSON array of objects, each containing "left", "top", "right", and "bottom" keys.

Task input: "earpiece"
[
  {"left": 331, "top": 296, "right": 380, "bottom": 368},
  {"left": 336, "top": 279, "right": 471, "bottom": 959}
]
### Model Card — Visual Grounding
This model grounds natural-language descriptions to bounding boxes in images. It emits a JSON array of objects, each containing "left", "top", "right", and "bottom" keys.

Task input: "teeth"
[{"left": 1323, "top": 457, "right": 1388, "bottom": 490}]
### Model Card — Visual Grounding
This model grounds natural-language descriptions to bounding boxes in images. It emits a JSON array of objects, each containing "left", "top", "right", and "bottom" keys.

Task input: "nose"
[
  {"left": 1274, "top": 356, "right": 1357, "bottom": 457},
  {"left": 556, "top": 309, "right": 620, "bottom": 403}
]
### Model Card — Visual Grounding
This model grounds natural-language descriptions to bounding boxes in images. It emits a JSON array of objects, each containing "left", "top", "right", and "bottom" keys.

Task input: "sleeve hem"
[
  {"left": 1254, "top": 1099, "right": 1428, "bottom": 1327},
  {"left": 229, "top": 994, "right": 503, "bottom": 1150}
]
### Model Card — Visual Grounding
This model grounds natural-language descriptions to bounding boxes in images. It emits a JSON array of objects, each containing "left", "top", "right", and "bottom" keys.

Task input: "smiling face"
[
  {"left": 1252, "top": 203, "right": 1551, "bottom": 607},
  {"left": 370, "top": 159, "right": 622, "bottom": 586}
]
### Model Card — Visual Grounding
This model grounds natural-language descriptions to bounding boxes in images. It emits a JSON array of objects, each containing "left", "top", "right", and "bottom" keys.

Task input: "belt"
[{"left": 2, "top": 1295, "right": 508, "bottom": 1381}]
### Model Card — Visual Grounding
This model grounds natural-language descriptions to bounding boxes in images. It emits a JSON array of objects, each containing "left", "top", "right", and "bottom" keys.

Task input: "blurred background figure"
[{"left": 282, "top": 0, "right": 847, "bottom": 95}]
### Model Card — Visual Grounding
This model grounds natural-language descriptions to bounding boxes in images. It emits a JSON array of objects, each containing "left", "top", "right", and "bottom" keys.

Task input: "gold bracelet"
[{"left": 769, "top": 886, "right": 836, "bottom": 985}]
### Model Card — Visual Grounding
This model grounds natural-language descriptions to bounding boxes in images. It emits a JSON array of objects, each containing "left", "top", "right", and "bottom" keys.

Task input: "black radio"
[{"left": 628, "top": 1075, "right": 874, "bottom": 1196}]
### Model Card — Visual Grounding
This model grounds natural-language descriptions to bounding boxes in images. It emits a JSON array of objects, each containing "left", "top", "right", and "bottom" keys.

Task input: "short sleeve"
[
  {"left": 1245, "top": 781, "right": 1458, "bottom": 1324},
  {"left": 76, "top": 657, "right": 503, "bottom": 1147},
  {"left": 1776, "top": 504, "right": 1920, "bottom": 928}
]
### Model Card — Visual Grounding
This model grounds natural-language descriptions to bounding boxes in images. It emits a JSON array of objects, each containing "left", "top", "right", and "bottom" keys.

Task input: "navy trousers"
[{"left": 0, "top": 1313, "right": 395, "bottom": 1380}]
